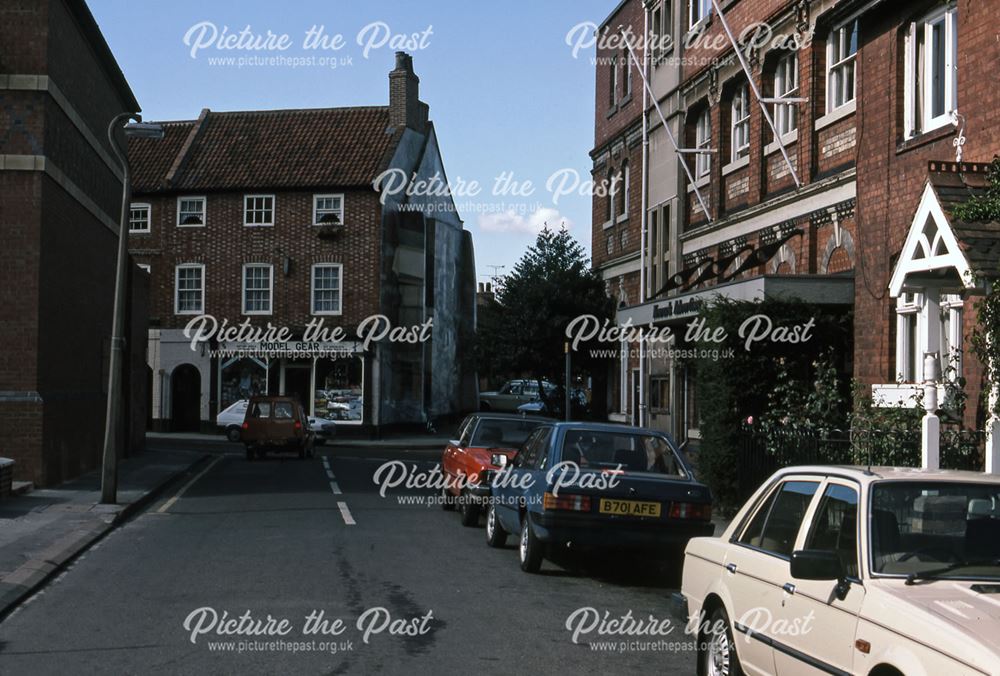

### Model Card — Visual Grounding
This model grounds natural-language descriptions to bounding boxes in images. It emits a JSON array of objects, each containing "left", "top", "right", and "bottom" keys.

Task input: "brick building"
[
  {"left": 0, "top": 0, "right": 149, "bottom": 486},
  {"left": 600, "top": 0, "right": 1000, "bottom": 447},
  {"left": 127, "top": 52, "right": 477, "bottom": 434}
]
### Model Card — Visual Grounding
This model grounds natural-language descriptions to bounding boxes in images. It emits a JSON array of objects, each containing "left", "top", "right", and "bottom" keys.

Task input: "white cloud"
[{"left": 477, "top": 207, "right": 572, "bottom": 234}]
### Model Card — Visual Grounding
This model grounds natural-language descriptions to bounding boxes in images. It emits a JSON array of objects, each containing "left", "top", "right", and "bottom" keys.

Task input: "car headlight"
[{"left": 490, "top": 453, "right": 508, "bottom": 467}]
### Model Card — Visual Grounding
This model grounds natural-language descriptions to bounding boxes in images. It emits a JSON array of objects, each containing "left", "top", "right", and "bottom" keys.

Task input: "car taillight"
[
  {"left": 543, "top": 492, "right": 591, "bottom": 512},
  {"left": 242, "top": 422, "right": 248, "bottom": 430},
  {"left": 669, "top": 502, "right": 712, "bottom": 521},
  {"left": 294, "top": 421, "right": 302, "bottom": 430}
]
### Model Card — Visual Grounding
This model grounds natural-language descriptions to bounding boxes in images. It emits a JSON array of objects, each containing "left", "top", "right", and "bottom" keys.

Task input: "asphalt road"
[{"left": 0, "top": 442, "right": 699, "bottom": 675}]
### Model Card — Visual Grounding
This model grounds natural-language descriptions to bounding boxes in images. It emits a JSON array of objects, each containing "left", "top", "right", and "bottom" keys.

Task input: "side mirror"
[
  {"left": 492, "top": 453, "right": 508, "bottom": 468},
  {"left": 790, "top": 550, "right": 843, "bottom": 581},
  {"left": 448, "top": 439, "right": 462, "bottom": 447}
]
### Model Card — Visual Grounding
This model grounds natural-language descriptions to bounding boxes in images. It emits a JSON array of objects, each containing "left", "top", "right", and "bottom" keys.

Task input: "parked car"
[
  {"left": 677, "top": 466, "right": 1000, "bottom": 676},
  {"left": 307, "top": 416, "right": 336, "bottom": 445},
  {"left": 517, "top": 387, "right": 590, "bottom": 419},
  {"left": 440, "top": 413, "right": 556, "bottom": 526},
  {"left": 217, "top": 399, "right": 250, "bottom": 442},
  {"left": 479, "top": 379, "right": 556, "bottom": 412},
  {"left": 241, "top": 396, "right": 314, "bottom": 460},
  {"left": 488, "top": 422, "right": 713, "bottom": 573}
]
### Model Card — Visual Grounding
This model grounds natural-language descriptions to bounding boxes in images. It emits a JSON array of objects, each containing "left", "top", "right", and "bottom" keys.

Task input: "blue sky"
[{"left": 89, "top": 0, "right": 614, "bottom": 285}]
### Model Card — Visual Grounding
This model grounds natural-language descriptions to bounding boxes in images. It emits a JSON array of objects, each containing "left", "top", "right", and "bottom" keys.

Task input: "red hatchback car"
[{"left": 441, "top": 413, "right": 555, "bottom": 526}]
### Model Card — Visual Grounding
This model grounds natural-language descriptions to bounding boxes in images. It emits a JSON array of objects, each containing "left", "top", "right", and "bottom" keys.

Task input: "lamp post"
[{"left": 101, "top": 113, "right": 163, "bottom": 504}]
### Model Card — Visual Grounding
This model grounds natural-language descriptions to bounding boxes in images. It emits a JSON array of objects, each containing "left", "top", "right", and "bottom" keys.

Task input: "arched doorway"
[{"left": 171, "top": 364, "right": 201, "bottom": 432}]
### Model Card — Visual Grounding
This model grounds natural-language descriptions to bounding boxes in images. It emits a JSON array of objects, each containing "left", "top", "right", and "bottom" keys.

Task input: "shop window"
[
  {"left": 315, "top": 357, "right": 364, "bottom": 423},
  {"left": 220, "top": 358, "right": 267, "bottom": 411}
]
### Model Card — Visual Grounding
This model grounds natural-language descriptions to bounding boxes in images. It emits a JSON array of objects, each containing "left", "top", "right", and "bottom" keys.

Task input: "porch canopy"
[{"left": 889, "top": 161, "right": 1000, "bottom": 299}]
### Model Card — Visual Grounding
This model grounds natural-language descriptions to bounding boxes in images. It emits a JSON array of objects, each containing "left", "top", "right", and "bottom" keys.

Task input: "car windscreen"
[
  {"left": 871, "top": 481, "right": 1000, "bottom": 579},
  {"left": 471, "top": 419, "right": 545, "bottom": 448},
  {"left": 559, "top": 430, "right": 685, "bottom": 476}
]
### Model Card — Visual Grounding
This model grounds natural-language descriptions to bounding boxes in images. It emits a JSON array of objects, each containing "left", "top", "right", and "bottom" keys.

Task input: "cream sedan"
[{"left": 676, "top": 466, "right": 1000, "bottom": 676}]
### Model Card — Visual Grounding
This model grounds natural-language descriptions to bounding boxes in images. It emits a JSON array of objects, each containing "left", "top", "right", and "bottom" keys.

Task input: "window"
[
  {"left": 606, "top": 169, "right": 616, "bottom": 223},
  {"left": 129, "top": 204, "right": 150, "bottom": 233},
  {"left": 805, "top": 483, "right": 859, "bottom": 578},
  {"left": 905, "top": 5, "right": 958, "bottom": 137},
  {"left": 313, "top": 194, "right": 344, "bottom": 225},
  {"left": 619, "top": 228, "right": 629, "bottom": 251},
  {"left": 739, "top": 480, "right": 819, "bottom": 557},
  {"left": 311, "top": 264, "right": 343, "bottom": 315},
  {"left": 621, "top": 49, "right": 632, "bottom": 99},
  {"left": 620, "top": 162, "right": 629, "bottom": 217},
  {"left": 175, "top": 264, "right": 204, "bottom": 314},
  {"left": 827, "top": 20, "right": 858, "bottom": 112},
  {"left": 244, "top": 195, "right": 274, "bottom": 226},
  {"left": 695, "top": 109, "right": 711, "bottom": 178},
  {"left": 177, "top": 197, "right": 205, "bottom": 227},
  {"left": 137, "top": 264, "right": 150, "bottom": 274},
  {"left": 774, "top": 52, "right": 799, "bottom": 137},
  {"left": 895, "top": 293, "right": 963, "bottom": 382},
  {"left": 730, "top": 85, "right": 750, "bottom": 162},
  {"left": 606, "top": 234, "right": 614, "bottom": 256},
  {"left": 609, "top": 54, "right": 618, "bottom": 107},
  {"left": 690, "top": 0, "right": 711, "bottom": 29},
  {"left": 650, "top": 376, "right": 671, "bottom": 413},
  {"left": 651, "top": 4, "right": 663, "bottom": 63},
  {"left": 242, "top": 264, "right": 273, "bottom": 315}
]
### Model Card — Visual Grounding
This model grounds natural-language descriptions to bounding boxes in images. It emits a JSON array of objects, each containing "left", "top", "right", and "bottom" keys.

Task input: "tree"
[{"left": 476, "top": 227, "right": 613, "bottom": 412}]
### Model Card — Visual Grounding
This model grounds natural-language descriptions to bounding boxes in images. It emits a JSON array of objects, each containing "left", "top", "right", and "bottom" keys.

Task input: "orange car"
[{"left": 440, "top": 413, "right": 555, "bottom": 526}]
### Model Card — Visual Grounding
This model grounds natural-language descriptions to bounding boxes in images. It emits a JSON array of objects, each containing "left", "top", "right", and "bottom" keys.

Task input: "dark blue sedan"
[{"left": 486, "top": 422, "right": 714, "bottom": 572}]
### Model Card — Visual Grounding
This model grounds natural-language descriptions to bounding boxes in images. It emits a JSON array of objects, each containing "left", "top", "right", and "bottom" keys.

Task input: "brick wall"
[{"left": 130, "top": 189, "right": 383, "bottom": 332}]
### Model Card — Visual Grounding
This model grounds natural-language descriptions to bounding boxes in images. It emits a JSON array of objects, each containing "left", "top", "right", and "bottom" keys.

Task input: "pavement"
[
  {"left": 146, "top": 430, "right": 451, "bottom": 450},
  {"left": 0, "top": 448, "right": 209, "bottom": 621},
  {"left": 0, "top": 441, "right": 725, "bottom": 675}
]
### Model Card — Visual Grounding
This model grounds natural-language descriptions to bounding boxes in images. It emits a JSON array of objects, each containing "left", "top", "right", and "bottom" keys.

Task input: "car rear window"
[
  {"left": 558, "top": 430, "right": 684, "bottom": 476},
  {"left": 248, "top": 402, "right": 271, "bottom": 418},
  {"left": 273, "top": 402, "right": 293, "bottom": 419},
  {"left": 472, "top": 419, "right": 545, "bottom": 447}
]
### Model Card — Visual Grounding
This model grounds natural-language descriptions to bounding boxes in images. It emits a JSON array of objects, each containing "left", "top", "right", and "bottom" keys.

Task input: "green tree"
[{"left": 476, "top": 227, "right": 613, "bottom": 410}]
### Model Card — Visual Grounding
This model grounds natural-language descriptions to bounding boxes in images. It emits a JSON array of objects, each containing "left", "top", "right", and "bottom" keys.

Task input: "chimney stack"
[{"left": 389, "top": 52, "right": 428, "bottom": 132}]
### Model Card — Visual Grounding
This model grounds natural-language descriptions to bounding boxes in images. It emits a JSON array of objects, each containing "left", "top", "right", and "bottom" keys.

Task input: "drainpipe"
[{"left": 638, "top": 6, "right": 649, "bottom": 428}]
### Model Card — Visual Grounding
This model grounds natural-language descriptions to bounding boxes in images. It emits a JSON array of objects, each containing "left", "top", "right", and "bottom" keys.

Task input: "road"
[{"left": 0, "top": 442, "right": 700, "bottom": 675}]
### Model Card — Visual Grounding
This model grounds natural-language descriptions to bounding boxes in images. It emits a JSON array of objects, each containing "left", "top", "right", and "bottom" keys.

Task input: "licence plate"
[{"left": 599, "top": 498, "right": 661, "bottom": 517}]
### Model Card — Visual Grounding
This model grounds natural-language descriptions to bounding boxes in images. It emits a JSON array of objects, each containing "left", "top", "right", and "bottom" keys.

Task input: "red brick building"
[
  {"left": 601, "top": 0, "right": 1000, "bottom": 448},
  {"left": 0, "top": 0, "right": 149, "bottom": 486},
  {"left": 127, "top": 53, "right": 477, "bottom": 434}
]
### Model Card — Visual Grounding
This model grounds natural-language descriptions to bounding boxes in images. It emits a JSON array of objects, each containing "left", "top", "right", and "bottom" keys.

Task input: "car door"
[
  {"left": 493, "top": 426, "right": 545, "bottom": 532},
  {"left": 723, "top": 477, "right": 822, "bottom": 676},
  {"left": 773, "top": 479, "right": 864, "bottom": 676},
  {"left": 443, "top": 416, "right": 475, "bottom": 492}
]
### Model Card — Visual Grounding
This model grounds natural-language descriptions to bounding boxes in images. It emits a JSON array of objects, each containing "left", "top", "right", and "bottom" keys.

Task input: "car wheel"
[
  {"left": 226, "top": 426, "right": 241, "bottom": 443},
  {"left": 441, "top": 486, "right": 456, "bottom": 511},
  {"left": 459, "top": 493, "right": 480, "bottom": 527},
  {"left": 702, "top": 607, "right": 743, "bottom": 676},
  {"left": 518, "top": 517, "right": 543, "bottom": 573},
  {"left": 485, "top": 504, "right": 507, "bottom": 547}
]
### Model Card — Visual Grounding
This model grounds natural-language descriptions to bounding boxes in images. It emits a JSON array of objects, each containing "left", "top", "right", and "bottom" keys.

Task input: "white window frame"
[
  {"left": 137, "top": 263, "right": 151, "bottom": 274},
  {"left": 827, "top": 19, "right": 858, "bottom": 113},
  {"left": 731, "top": 85, "right": 750, "bottom": 162},
  {"left": 174, "top": 264, "right": 205, "bottom": 315},
  {"left": 774, "top": 52, "right": 799, "bottom": 137},
  {"left": 904, "top": 5, "right": 958, "bottom": 138},
  {"left": 313, "top": 194, "right": 344, "bottom": 226},
  {"left": 242, "top": 263, "right": 273, "bottom": 315},
  {"left": 177, "top": 196, "right": 206, "bottom": 227},
  {"left": 895, "top": 292, "right": 963, "bottom": 382},
  {"left": 243, "top": 194, "right": 275, "bottom": 227},
  {"left": 689, "top": 0, "right": 711, "bottom": 30},
  {"left": 695, "top": 109, "right": 711, "bottom": 178},
  {"left": 129, "top": 203, "right": 151, "bottom": 233},
  {"left": 311, "top": 263, "right": 344, "bottom": 316},
  {"left": 606, "top": 169, "right": 617, "bottom": 225},
  {"left": 620, "top": 162, "right": 630, "bottom": 218}
]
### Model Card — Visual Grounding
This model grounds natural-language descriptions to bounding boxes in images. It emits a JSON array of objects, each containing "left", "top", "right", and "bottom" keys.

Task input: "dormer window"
[{"left": 177, "top": 197, "right": 205, "bottom": 227}]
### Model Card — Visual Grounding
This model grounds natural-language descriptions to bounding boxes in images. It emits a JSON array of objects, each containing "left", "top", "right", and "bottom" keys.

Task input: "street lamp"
[{"left": 101, "top": 113, "right": 163, "bottom": 505}]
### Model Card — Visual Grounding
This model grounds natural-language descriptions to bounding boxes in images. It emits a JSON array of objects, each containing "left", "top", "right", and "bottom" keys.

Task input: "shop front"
[{"left": 217, "top": 341, "right": 366, "bottom": 426}]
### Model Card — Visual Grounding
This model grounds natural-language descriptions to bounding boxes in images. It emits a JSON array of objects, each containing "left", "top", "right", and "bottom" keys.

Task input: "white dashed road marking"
[
  {"left": 337, "top": 502, "right": 356, "bottom": 525},
  {"left": 329, "top": 480, "right": 342, "bottom": 495}
]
